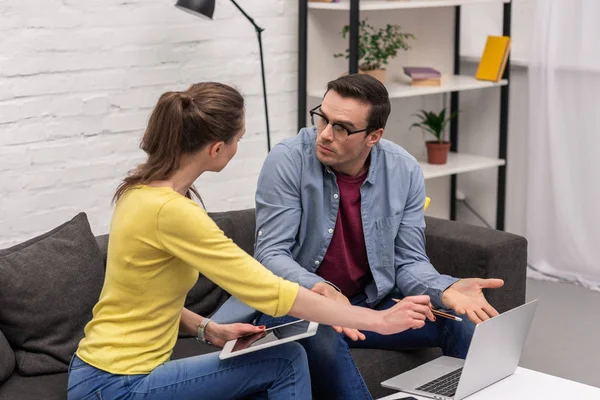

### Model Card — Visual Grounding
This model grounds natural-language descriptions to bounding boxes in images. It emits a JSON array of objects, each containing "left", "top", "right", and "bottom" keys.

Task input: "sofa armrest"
[
  {"left": 0, "top": 329, "right": 15, "bottom": 386},
  {"left": 424, "top": 217, "right": 527, "bottom": 313}
]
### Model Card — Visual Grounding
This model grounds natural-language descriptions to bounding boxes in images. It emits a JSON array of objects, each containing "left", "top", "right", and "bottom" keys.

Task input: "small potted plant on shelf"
[
  {"left": 334, "top": 19, "right": 415, "bottom": 83},
  {"left": 410, "top": 109, "right": 458, "bottom": 165}
]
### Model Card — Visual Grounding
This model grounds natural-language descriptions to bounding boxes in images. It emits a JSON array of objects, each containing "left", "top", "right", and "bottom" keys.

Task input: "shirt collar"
[{"left": 364, "top": 144, "right": 378, "bottom": 185}]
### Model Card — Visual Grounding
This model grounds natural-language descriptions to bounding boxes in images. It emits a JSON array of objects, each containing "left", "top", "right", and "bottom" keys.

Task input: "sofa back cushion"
[
  {"left": 0, "top": 213, "right": 105, "bottom": 376},
  {"left": 208, "top": 209, "right": 257, "bottom": 256},
  {"left": 0, "top": 329, "right": 14, "bottom": 385}
]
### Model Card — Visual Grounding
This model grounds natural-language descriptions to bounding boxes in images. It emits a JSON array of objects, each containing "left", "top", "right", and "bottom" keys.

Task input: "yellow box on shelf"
[{"left": 476, "top": 36, "right": 511, "bottom": 82}]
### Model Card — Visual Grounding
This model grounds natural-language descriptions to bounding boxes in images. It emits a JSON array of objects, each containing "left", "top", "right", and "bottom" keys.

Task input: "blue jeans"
[
  {"left": 67, "top": 342, "right": 311, "bottom": 400},
  {"left": 256, "top": 293, "right": 475, "bottom": 400}
]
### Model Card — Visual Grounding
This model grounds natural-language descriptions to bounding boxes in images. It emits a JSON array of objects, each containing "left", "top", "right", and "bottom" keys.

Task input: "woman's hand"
[
  {"left": 203, "top": 322, "right": 266, "bottom": 348},
  {"left": 376, "top": 295, "right": 435, "bottom": 335}
]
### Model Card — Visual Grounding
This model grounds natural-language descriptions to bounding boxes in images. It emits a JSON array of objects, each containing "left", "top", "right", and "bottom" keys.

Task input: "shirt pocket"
[{"left": 374, "top": 215, "right": 402, "bottom": 269}]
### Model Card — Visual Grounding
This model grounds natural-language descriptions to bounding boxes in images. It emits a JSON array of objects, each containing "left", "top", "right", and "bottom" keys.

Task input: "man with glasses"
[{"left": 215, "top": 74, "right": 504, "bottom": 399}]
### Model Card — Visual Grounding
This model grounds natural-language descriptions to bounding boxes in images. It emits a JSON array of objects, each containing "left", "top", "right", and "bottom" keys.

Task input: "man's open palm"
[{"left": 441, "top": 278, "right": 504, "bottom": 324}]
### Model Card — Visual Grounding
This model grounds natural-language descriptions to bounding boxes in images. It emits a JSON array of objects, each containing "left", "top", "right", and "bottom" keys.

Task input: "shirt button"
[
  {"left": 333, "top": 194, "right": 339, "bottom": 199},
  {"left": 328, "top": 228, "right": 334, "bottom": 234},
  {"left": 314, "top": 260, "right": 320, "bottom": 265},
  {"left": 258, "top": 230, "right": 263, "bottom": 236}
]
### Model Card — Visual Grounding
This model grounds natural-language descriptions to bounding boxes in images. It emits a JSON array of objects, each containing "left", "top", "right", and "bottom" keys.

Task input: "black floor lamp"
[{"left": 175, "top": 0, "right": 272, "bottom": 152}]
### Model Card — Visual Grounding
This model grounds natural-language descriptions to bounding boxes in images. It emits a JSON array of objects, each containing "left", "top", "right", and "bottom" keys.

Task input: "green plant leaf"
[
  {"left": 410, "top": 108, "right": 460, "bottom": 143},
  {"left": 334, "top": 18, "right": 415, "bottom": 69},
  {"left": 410, "top": 122, "right": 437, "bottom": 138}
]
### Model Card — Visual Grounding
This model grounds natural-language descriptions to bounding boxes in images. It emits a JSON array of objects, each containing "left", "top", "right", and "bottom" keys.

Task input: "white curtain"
[{"left": 527, "top": 0, "right": 600, "bottom": 290}]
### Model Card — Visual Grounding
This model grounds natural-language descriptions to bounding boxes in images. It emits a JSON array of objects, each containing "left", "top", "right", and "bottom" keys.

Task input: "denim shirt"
[{"left": 211, "top": 128, "right": 457, "bottom": 324}]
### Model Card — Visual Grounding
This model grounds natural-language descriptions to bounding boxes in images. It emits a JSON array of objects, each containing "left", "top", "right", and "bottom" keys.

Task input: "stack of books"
[{"left": 403, "top": 67, "right": 442, "bottom": 86}]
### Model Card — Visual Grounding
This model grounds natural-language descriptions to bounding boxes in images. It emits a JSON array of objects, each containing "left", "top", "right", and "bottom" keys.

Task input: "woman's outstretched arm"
[{"left": 289, "top": 287, "right": 434, "bottom": 335}]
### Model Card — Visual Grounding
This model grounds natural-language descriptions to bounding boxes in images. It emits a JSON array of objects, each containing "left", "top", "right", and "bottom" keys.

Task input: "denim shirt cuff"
[
  {"left": 430, "top": 275, "right": 460, "bottom": 308},
  {"left": 301, "top": 275, "right": 327, "bottom": 290}
]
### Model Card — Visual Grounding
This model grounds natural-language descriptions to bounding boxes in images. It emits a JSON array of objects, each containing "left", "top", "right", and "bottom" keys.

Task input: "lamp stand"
[{"left": 230, "top": 0, "right": 271, "bottom": 152}]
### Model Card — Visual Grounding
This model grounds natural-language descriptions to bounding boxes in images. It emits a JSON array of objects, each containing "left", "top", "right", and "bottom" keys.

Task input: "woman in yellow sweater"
[{"left": 68, "top": 82, "right": 434, "bottom": 400}]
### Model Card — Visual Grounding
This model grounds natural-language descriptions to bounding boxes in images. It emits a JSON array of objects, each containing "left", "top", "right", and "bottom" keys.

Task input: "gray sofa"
[{"left": 0, "top": 209, "right": 527, "bottom": 400}]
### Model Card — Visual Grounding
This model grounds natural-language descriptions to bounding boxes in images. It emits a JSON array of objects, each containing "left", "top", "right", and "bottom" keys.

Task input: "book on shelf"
[
  {"left": 403, "top": 67, "right": 442, "bottom": 87},
  {"left": 403, "top": 66, "right": 441, "bottom": 80},
  {"left": 411, "top": 78, "right": 441, "bottom": 87},
  {"left": 476, "top": 36, "right": 511, "bottom": 82}
]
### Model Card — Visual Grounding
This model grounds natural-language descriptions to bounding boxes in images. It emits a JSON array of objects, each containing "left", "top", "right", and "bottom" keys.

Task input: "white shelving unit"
[
  {"left": 308, "top": 76, "right": 508, "bottom": 99},
  {"left": 420, "top": 153, "right": 505, "bottom": 180},
  {"left": 308, "top": 0, "right": 510, "bottom": 11},
  {"left": 302, "top": 0, "right": 510, "bottom": 220}
]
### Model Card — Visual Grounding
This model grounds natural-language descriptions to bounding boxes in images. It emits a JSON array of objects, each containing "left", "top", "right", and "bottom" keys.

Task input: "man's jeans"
[
  {"left": 67, "top": 342, "right": 311, "bottom": 400},
  {"left": 256, "top": 293, "right": 475, "bottom": 400}
]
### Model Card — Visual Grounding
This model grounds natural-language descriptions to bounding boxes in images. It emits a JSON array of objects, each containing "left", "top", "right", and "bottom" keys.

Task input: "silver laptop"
[{"left": 381, "top": 300, "right": 538, "bottom": 400}]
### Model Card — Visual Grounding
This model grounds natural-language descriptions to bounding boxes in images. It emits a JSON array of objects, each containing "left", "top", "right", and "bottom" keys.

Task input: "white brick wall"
[{"left": 0, "top": 0, "right": 299, "bottom": 248}]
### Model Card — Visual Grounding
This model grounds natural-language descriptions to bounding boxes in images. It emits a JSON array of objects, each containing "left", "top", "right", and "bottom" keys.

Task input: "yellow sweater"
[{"left": 76, "top": 185, "right": 299, "bottom": 374}]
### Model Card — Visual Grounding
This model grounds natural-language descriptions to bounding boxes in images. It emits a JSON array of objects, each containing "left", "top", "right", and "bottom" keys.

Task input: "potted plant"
[
  {"left": 410, "top": 109, "right": 458, "bottom": 165},
  {"left": 334, "top": 19, "right": 415, "bottom": 83}
]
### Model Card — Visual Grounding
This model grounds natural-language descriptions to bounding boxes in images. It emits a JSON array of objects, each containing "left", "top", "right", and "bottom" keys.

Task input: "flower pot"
[
  {"left": 359, "top": 68, "right": 386, "bottom": 83},
  {"left": 426, "top": 141, "right": 451, "bottom": 165}
]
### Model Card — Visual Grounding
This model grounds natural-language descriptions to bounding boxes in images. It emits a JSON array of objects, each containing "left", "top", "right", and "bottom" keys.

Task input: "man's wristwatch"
[{"left": 196, "top": 317, "right": 212, "bottom": 343}]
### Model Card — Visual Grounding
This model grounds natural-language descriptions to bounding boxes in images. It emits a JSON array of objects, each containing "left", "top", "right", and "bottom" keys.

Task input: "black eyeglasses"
[{"left": 309, "top": 105, "right": 370, "bottom": 143}]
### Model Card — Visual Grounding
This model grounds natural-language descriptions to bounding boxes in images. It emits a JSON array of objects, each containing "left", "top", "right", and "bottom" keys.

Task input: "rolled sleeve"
[{"left": 274, "top": 278, "right": 300, "bottom": 317}]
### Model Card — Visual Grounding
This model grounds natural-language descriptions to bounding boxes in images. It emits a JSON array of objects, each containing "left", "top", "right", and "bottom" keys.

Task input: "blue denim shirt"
[{"left": 211, "top": 128, "right": 457, "bottom": 324}]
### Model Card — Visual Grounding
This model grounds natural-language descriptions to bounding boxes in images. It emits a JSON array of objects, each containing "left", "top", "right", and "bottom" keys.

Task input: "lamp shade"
[{"left": 175, "top": 0, "right": 216, "bottom": 20}]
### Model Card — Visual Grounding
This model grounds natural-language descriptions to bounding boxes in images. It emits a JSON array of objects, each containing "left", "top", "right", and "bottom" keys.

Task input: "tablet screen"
[{"left": 231, "top": 320, "right": 310, "bottom": 353}]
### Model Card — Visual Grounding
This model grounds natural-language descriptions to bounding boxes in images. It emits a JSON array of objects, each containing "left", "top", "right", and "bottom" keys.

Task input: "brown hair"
[
  {"left": 325, "top": 74, "right": 391, "bottom": 130},
  {"left": 113, "top": 82, "right": 245, "bottom": 203}
]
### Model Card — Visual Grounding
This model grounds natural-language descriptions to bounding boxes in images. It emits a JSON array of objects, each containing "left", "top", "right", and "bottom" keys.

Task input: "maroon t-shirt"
[{"left": 317, "top": 170, "right": 372, "bottom": 298}]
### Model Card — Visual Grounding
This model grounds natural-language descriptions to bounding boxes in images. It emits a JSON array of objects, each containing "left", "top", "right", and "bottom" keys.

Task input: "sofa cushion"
[
  {"left": 0, "top": 372, "right": 67, "bottom": 400},
  {"left": 208, "top": 209, "right": 256, "bottom": 256},
  {"left": 0, "top": 213, "right": 104, "bottom": 376},
  {"left": 0, "top": 330, "right": 14, "bottom": 385},
  {"left": 183, "top": 275, "right": 230, "bottom": 318},
  {"left": 95, "top": 235, "right": 109, "bottom": 268}
]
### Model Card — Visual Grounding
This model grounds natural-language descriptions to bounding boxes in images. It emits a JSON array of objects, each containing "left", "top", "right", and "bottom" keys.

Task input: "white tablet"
[{"left": 219, "top": 319, "right": 318, "bottom": 360}]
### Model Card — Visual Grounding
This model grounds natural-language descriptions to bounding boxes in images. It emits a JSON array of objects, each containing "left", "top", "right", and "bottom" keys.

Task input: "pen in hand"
[{"left": 392, "top": 298, "right": 463, "bottom": 322}]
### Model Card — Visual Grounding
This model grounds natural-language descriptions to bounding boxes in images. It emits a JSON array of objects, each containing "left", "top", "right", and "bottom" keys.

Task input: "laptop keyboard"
[{"left": 416, "top": 367, "right": 463, "bottom": 398}]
